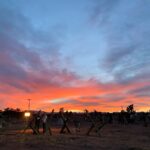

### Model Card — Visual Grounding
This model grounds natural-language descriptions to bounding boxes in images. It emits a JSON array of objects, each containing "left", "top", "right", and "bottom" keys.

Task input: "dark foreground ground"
[{"left": 0, "top": 124, "right": 150, "bottom": 150}]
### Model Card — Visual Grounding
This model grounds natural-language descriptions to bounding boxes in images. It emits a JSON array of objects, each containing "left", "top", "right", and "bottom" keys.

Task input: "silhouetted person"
[
  {"left": 41, "top": 112, "right": 47, "bottom": 134},
  {"left": 59, "top": 108, "right": 71, "bottom": 134},
  {"left": 35, "top": 110, "right": 42, "bottom": 133},
  {"left": 23, "top": 113, "right": 39, "bottom": 135},
  {"left": 73, "top": 114, "right": 80, "bottom": 133}
]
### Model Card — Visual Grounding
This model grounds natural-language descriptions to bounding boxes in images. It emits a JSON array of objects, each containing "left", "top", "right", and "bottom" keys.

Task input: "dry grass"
[{"left": 0, "top": 124, "right": 150, "bottom": 150}]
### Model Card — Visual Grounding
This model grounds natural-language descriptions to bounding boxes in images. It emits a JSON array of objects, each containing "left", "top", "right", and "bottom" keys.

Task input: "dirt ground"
[{"left": 0, "top": 124, "right": 150, "bottom": 150}]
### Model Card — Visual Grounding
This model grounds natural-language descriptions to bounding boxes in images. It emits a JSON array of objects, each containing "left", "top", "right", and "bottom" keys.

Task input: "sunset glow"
[{"left": 0, "top": 0, "right": 150, "bottom": 112}]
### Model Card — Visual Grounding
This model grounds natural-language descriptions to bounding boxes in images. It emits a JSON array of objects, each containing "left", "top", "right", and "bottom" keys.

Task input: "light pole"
[
  {"left": 23, "top": 99, "right": 32, "bottom": 133},
  {"left": 28, "top": 99, "right": 31, "bottom": 111},
  {"left": 24, "top": 99, "right": 31, "bottom": 118}
]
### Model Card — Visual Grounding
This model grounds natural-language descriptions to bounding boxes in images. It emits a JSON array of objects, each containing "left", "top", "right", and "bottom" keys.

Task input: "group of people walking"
[
  {"left": 27, "top": 110, "right": 48, "bottom": 134},
  {"left": 24, "top": 105, "right": 150, "bottom": 135}
]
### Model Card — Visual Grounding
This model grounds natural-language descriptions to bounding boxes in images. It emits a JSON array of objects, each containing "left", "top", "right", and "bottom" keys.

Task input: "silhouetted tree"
[
  {"left": 2, "top": 107, "right": 23, "bottom": 119},
  {"left": 126, "top": 104, "right": 134, "bottom": 113}
]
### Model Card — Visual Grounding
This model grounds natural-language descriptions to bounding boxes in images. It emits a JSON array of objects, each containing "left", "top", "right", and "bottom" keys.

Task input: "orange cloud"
[{"left": 0, "top": 79, "right": 150, "bottom": 112}]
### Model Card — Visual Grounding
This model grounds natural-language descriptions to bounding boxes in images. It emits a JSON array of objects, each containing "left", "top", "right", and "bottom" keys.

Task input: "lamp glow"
[{"left": 24, "top": 112, "right": 31, "bottom": 117}]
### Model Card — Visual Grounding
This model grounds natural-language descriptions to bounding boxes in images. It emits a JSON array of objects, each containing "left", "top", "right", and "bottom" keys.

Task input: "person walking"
[
  {"left": 35, "top": 110, "right": 42, "bottom": 133},
  {"left": 42, "top": 112, "right": 48, "bottom": 134}
]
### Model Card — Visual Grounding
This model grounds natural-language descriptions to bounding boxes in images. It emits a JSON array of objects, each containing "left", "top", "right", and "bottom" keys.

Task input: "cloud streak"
[{"left": 89, "top": 0, "right": 150, "bottom": 84}]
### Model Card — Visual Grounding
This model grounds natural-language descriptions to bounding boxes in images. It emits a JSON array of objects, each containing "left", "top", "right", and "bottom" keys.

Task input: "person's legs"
[
  {"left": 60, "top": 124, "right": 66, "bottom": 133},
  {"left": 35, "top": 119, "right": 40, "bottom": 134},
  {"left": 43, "top": 123, "right": 46, "bottom": 133},
  {"left": 66, "top": 124, "right": 71, "bottom": 134},
  {"left": 86, "top": 124, "right": 95, "bottom": 136}
]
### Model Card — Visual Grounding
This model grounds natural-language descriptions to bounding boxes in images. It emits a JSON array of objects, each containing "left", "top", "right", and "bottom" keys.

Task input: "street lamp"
[
  {"left": 24, "top": 112, "right": 31, "bottom": 117},
  {"left": 24, "top": 99, "right": 31, "bottom": 118}
]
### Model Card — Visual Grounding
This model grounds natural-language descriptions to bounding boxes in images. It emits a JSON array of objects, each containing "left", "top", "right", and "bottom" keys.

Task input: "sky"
[{"left": 0, "top": 0, "right": 150, "bottom": 112}]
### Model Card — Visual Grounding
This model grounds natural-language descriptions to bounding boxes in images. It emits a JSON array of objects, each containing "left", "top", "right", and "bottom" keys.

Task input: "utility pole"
[{"left": 27, "top": 99, "right": 31, "bottom": 111}]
